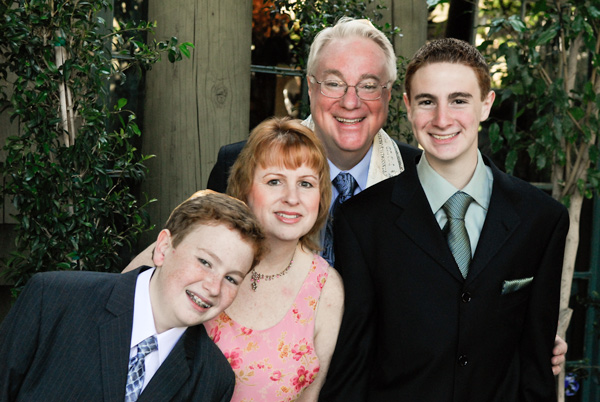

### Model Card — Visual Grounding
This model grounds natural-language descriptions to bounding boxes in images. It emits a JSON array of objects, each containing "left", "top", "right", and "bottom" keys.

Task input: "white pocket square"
[{"left": 502, "top": 277, "right": 534, "bottom": 295}]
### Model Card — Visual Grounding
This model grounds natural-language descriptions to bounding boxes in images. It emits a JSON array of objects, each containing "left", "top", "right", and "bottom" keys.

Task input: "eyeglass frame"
[{"left": 309, "top": 75, "right": 390, "bottom": 101}]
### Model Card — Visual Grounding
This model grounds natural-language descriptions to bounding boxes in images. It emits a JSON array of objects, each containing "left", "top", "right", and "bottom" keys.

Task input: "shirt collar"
[
  {"left": 328, "top": 145, "right": 373, "bottom": 194},
  {"left": 417, "top": 150, "right": 491, "bottom": 213},
  {"left": 462, "top": 151, "right": 491, "bottom": 210},
  {"left": 131, "top": 267, "right": 186, "bottom": 365}
]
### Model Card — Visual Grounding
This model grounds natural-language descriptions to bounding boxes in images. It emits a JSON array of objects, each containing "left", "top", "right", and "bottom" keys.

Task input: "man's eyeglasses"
[{"left": 309, "top": 76, "right": 389, "bottom": 101}]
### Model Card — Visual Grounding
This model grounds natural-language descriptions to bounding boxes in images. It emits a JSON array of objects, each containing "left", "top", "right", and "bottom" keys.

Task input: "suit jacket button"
[
  {"left": 458, "top": 355, "right": 468, "bottom": 366},
  {"left": 461, "top": 292, "right": 472, "bottom": 303}
]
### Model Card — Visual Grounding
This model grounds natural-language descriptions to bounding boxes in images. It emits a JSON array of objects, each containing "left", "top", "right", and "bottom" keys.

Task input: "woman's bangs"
[{"left": 259, "top": 143, "right": 323, "bottom": 173}]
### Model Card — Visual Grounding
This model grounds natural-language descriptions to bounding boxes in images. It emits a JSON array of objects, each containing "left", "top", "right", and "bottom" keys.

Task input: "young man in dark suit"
[
  {"left": 331, "top": 38, "right": 569, "bottom": 401},
  {"left": 0, "top": 190, "right": 265, "bottom": 402}
]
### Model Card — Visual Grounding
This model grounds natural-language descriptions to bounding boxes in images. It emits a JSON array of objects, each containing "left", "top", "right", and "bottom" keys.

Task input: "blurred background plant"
[{"left": 477, "top": 1, "right": 600, "bottom": 399}]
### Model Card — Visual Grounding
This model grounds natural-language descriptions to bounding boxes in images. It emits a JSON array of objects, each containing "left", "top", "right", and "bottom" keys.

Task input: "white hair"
[{"left": 306, "top": 17, "right": 397, "bottom": 83}]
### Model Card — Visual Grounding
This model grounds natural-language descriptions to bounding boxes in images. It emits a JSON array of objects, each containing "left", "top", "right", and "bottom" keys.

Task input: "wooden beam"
[{"left": 142, "top": 0, "right": 252, "bottom": 242}]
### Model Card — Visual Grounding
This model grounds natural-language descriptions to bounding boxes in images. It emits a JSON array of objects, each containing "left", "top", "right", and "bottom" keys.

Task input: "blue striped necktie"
[
  {"left": 322, "top": 172, "right": 357, "bottom": 266},
  {"left": 125, "top": 335, "right": 158, "bottom": 402},
  {"left": 443, "top": 191, "right": 474, "bottom": 279}
]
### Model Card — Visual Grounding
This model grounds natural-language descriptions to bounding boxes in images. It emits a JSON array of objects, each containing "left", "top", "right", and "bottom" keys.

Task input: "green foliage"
[
  {"left": 268, "top": 0, "right": 411, "bottom": 141},
  {"left": 481, "top": 0, "right": 600, "bottom": 202},
  {"left": 270, "top": 0, "right": 379, "bottom": 69},
  {"left": 0, "top": 0, "right": 192, "bottom": 293},
  {"left": 385, "top": 52, "right": 413, "bottom": 143}
]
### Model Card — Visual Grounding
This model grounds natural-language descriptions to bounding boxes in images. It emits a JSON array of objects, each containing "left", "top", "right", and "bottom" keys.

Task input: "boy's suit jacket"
[
  {"left": 0, "top": 267, "right": 235, "bottom": 401},
  {"left": 328, "top": 154, "right": 569, "bottom": 402}
]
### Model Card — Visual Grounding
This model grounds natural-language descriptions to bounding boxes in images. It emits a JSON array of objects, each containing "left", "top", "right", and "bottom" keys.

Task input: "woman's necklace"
[{"left": 250, "top": 246, "right": 297, "bottom": 292}]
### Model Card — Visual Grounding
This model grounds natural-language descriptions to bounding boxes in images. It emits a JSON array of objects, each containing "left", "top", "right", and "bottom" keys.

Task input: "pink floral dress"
[{"left": 204, "top": 255, "right": 330, "bottom": 402}]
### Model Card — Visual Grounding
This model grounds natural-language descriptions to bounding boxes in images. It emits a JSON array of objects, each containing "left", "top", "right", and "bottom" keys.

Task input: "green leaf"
[
  {"left": 569, "top": 107, "right": 585, "bottom": 122},
  {"left": 179, "top": 42, "right": 195, "bottom": 59},
  {"left": 536, "top": 153, "right": 547, "bottom": 170},
  {"left": 534, "top": 26, "right": 558, "bottom": 46},
  {"left": 117, "top": 98, "right": 127, "bottom": 110},
  {"left": 584, "top": 81, "right": 595, "bottom": 102},
  {"left": 507, "top": 15, "right": 526, "bottom": 32},
  {"left": 506, "top": 149, "right": 518, "bottom": 174},
  {"left": 589, "top": 6, "right": 600, "bottom": 18},
  {"left": 489, "top": 123, "right": 504, "bottom": 154},
  {"left": 55, "top": 36, "right": 67, "bottom": 47}
]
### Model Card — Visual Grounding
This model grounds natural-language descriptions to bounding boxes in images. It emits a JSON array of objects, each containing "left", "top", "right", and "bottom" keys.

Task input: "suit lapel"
[
  {"left": 139, "top": 326, "right": 196, "bottom": 401},
  {"left": 391, "top": 164, "right": 465, "bottom": 282},
  {"left": 467, "top": 162, "right": 521, "bottom": 282},
  {"left": 99, "top": 268, "right": 139, "bottom": 401},
  {"left": 390, "top": 156, "right": 523, "bottom": 283}
]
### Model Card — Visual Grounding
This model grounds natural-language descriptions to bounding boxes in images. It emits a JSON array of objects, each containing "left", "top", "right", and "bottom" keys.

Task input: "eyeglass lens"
[{"left": 319, "top": 80, "right": 384, "bottom": 100}]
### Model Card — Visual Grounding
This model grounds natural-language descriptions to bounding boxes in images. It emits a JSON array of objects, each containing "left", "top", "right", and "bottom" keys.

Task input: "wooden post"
[
  {"left": 394, "top": 1, "right": 428, "bottom": 61},
  {"left": 376, "top": 0, "right": 427, "bottom": 81},
  {"left": 374, "top": 0, "right": 428, "bottom": 141},
  {"left": 141, "top": 0, "right": 252, "bottom": 242}
]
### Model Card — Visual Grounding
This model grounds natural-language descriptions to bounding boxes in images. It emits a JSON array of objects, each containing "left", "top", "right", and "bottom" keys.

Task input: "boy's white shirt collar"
[{"left": 131, "top": 267, "right": 186, "bottom": 366}]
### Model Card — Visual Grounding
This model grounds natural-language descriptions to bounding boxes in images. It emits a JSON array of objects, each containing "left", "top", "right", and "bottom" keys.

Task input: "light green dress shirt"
[{"left": 416, "top": 150, "right": 493, "bottom": 256}]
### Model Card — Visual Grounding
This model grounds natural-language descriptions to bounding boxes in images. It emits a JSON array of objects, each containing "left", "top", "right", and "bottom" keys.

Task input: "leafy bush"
[{"left": 0, "top": 0, "right": 192, "bottom": 295}]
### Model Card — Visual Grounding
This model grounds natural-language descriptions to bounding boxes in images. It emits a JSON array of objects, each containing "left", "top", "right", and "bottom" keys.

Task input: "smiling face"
[
  {"left": 308, "top": 37, "right": 391, "bottom": 171},
  {"left": 403, "top": 62, "right": 495, "bottom": 174},
  {"left": 149, "top": 223, "right": 254, "bottom": 333},
  {"left": 246, "top": 163, "right": 321, "bottom": 245}
]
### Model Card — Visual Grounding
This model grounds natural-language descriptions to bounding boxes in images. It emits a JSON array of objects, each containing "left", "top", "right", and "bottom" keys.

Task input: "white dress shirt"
[{"left": 130, "top": 268, "right": 186, "bottom": 392}]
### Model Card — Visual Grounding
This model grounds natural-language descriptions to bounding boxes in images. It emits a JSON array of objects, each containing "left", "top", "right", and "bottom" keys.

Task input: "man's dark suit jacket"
[
  {"left": 206, "top": 139, "right": 422, "bottom": 194},
  {"left": 207, "top": 140, "right": 247, "bottom": 193},
  {"left": 328, "top": 153, "right": 569, "bottom": 402},
  {"left": 0, "top": 267, "right": 235, "bottom": 401}
]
